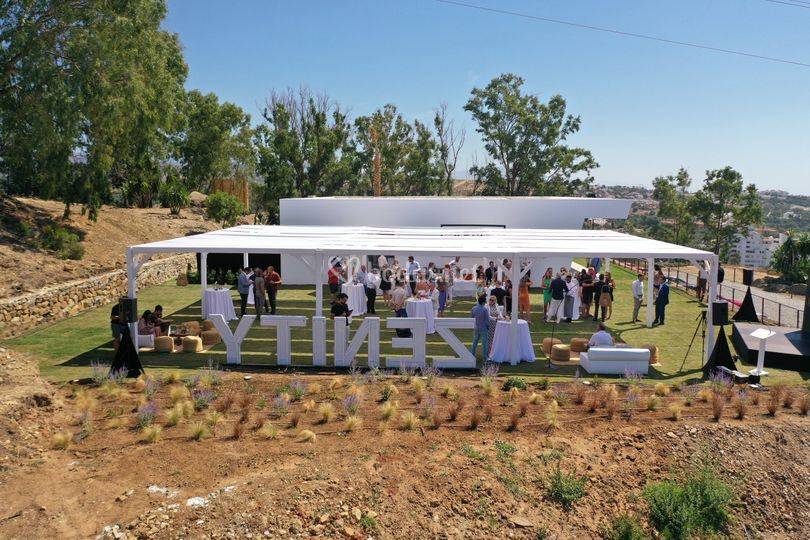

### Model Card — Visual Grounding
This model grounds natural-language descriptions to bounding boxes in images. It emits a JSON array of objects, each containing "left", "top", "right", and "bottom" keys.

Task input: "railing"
[{"left": 612, "top": 258, "right": 804, "bottom": 328}]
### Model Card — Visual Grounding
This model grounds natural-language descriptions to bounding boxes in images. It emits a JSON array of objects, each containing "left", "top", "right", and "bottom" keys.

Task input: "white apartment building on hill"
[{"left": 731, "top": 227, "right": 786, "bottom": 268}]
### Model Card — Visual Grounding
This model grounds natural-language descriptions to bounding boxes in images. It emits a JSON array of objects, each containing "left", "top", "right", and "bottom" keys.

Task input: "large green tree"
[
  {"left": 688, "top": 166, "right": 762, "bottom": 259},
  {"left": 354, "top": 104, "right": 442, "bottom": 196},
  {"left": 464, "top": 73, "right": 597, "bottom": 196},
  {"left": 652, "top": 168, "right": 695, "bottom": 246},
  {"left": 254, "top": 88, "right": 356, "bottom": 221},
  {"left": 771, "top": 232, "right": 810, "bottom": 282},
  {"left": 0, "top": 0, "right": 187, "bottom": 218},
  {"left": 175, "top": 90, "right": 255, "bottom": 193}
]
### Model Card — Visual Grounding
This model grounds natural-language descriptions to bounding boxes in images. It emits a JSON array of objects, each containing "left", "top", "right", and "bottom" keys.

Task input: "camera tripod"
[{"left": 680, "top": 309, "right": 707, "bottom": 371}]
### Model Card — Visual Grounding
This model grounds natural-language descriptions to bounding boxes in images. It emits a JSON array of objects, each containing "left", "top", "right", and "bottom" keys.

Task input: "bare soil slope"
[
  {"left": 0, "top": 197, "right": 220, "bottom": 298},
  {"left": 0, "top": 370, "right": 807, "bottom": 539}
]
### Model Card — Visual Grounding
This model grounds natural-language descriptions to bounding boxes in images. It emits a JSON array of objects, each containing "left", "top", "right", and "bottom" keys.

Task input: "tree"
[
  {"left": 354, "top": 104, "right": 442, "bottom": 196},
  {"left": 206, "top": 191, "right": 244, "bottom": 227},
  {"left": 254, "top": 87, "right": 356, "bottom": 220},
  {"left": 652, "top": 168, "right": 695, "bottom": 246},
  {"left": 433, "top": 103, "right": 465, "bottom": 196},
  {"left": 0, "top": 0, "right": 187, "bottom": 219},
  {"left": 159, "top": 169, "right": 189, "bottom": 215},
  {"left": 688, "top": 167, "right": 762, "bottom": 260},
  {"left": 175, "top": 90, "right": 255, "bottom": 193},
  {"left": 771, "top": 232, "right": 810, "bottom": 282},
  {"left": 464, "top": 73, "right": 597, "bottom": 196}
]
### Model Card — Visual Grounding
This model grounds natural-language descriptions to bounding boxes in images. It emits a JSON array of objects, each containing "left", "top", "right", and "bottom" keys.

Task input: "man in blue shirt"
[
  {"left": 470, "top": 294, "right": 490, "bottom": 360},
  {"left": 406, "top": 255, "right": 421, "bottom": 295},
  {"left": 654, "top": 280, "right": 670, "bottom": 325},
  {"left": 237, "top": 267, "right": 253, "bottom": 316}
]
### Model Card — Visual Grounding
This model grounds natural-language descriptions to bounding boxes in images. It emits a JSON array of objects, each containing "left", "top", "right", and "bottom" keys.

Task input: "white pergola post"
[
  {"left": 315, "top": 252, "right": 325, "bottom": 317},
  {"left": 604, "top": 256, "right": 611, "bottom": 272},
  {"left": 126, "top": 247, "right": 139, "bottom": 355},
  {"left": 242, "top": 252, "right": 249, "bottom": 268},
  {"left": 646, "top": 257, "right": 655, "bottom": 327},
  {"left": 705, "top": 256, "right": 718, "bottom": 361},
  {"left": 200, "top": 252, "right": 208, "bottom": 318},
  {"left": 509, "top": 253, "right": 521, "bottom": 365}
]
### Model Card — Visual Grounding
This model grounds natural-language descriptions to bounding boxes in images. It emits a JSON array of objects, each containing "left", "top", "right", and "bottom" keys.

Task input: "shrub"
[
  {"left": 188, "top": 421, "right": 211, "bottom": 441},
  {"left": 302, "top": 399, "right": 317, "bottom": 413},
  {"left": 544, "top": 401, "right": 560, "bottom": 431},
  {"left": 602, "top": 515, "right": 647, "bottom": 540},
  {"left": 502, "top": 376, "right": 527, "bottom": 391},
  {"left": 799, "top": 394, "right": 809, "bottom": 416},
  {"left": 643, "top": 462, "right": 733, "bottom": 539},
  {"left": 732, "top": 392, "right": 749, "bottom": 420},
  {"left": 399, "top": 410, "right": 420, "bottom": 430},
  {"left": 258, "top": 422, "right": 279, "bottom": 440},
  {"left": 159, "top": 175, "right": 189, "bottom": 215},
  {"left": 766, "top": 391, "right": 780, "bottom": 416},
  {"left": 507, "top": 412, "right": 520, "bottom": 431},
  {"left": 288, "top": 413, "right": 301, "bottom": 428},
  {"left": 214, "top": 395, "right": 234, "bottom": 414},
  {"left": 535, "top": 377, "right": 550, "bottom": 390},
  {"left": 165, "top": 406, "right": 183, "bottom": 427},
  {"left": 480, "top": 377, "right": 495, "bottom": 396},
  {"left": 170, "top": 385, "right": 190, "bottom": 404},
  {"left": 441, "top": 384, "right": 459, "bottom": 400},
  {"left": 667, "top": 404, "right": 682, "bottom": 421},
  {"left": 468, "top": 409, "right": 481, "bottom": 430},
  {"left": 710, "top": 393, "right": 725, "bottom": 422},
  {"left": 782, "top": 390, "right": 795, "bottom": 409},
  {"left": 529, "top": 392, "right": 541, "bottom": 405},
  {"left": 179, "top": 399, "right": 195, "bottom": 418},
  {"left": 381, "top": 400, "right": 398, "bottom": 420},
  {"left": 344, "top": 415, "right": 362, "bottom": 432},
  {"left": 231, "top": 421, "right": 246, "bottom": 439},
  {"left": 42, "top": 225, "right": 84, "bottom": 260},
  {"left": 447, "top": 400, "right": 464, "bottom": 421},
  {"left": 654, "top": 382, "right": 670, "bottom": 397},
  {"left": 381, "top": 383, "right": 399, "bottom": 402},
  {"left": 141, "top": 425, "right": 162, "bottom": 444},
  {"left": 547, "top": 465, "right": 587, "bottom": 509},
  {"left": 192, "top": 388, "right": 216, "bottom": 411},
  {"left": 298, "top": 429, "right": 317, "bottom": 443},
  {"left": 52, "top": 431, "right": 73, "bottom": 450},
  {"left": 136, "top": 402, "right": 158, "bottom": 429},
  {"left": 205, "top": 191, "right": 244, "bottom": 226},
  {"left": 342, "top": 394, "right": 361, "bottom": 416},
  {"left": 307, "top": 382, "right": 322, "bottom": 395},
  {"left": 518, "top": 401, "right": 529, "bottom": 417},
  {"left": 573, "top": 383, "right": 588, "bottom": 405},
  {"left": 317, "top": 402, "right": 336, "bottom": 423},
  {"left": 421, "top": 366, "right": 441, "bottom": 388},
  {"left": 645, "top": 395, "right": 661, "bottom": 411},
  {"left": 205, "top": 411, "right": 224, "bottom": 429},
  {"left": 430, "top": 411, "right": 443, "bottom": 429}
]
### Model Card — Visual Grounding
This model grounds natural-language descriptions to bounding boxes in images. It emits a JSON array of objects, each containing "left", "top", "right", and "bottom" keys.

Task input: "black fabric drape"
[
  {"left": 703, "top": 329, "right": 736, "bottom": 377},
  {"left": 110, "top": 331, "right": 145, "bottom": 378},
  {"left": 732, "top": 287, "right": 760, "bottom": 323}
]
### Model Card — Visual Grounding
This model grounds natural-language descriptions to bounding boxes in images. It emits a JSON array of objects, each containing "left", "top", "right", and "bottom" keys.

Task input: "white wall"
[{"left": 279, "top": 197, "right": 633, "bottom": 284}]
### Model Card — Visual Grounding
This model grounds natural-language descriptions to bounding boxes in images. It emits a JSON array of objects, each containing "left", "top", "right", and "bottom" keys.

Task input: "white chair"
[
  {"left": 137, "top": 333, "right": 155, "bottom": 349},
  {"left": 579, "top": 347, "right": 650, "bottom": 375}
]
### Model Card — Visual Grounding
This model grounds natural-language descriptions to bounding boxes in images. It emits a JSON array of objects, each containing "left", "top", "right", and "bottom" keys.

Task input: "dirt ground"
[
  {"left": 0, "top": 355, "right": 807, "bottom": 540},
  {"left": 0, "top": 197, "right": 221, "bottom": 299}
]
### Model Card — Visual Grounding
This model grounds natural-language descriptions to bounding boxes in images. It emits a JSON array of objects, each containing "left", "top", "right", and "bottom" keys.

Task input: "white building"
[
  {"left": 279, "top": 196, "right": 633, "bottom": 284},
  {"left": 731, "top": 227, "right": 786, "bottom": 268}
]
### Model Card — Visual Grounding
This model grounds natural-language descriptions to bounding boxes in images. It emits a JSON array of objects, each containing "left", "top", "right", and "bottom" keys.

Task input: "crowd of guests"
[{"left": 236, "top": 266, "right": 283, "bottom": 318}]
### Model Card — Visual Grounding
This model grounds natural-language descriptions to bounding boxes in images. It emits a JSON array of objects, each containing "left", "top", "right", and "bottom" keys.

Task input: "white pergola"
[{"left": 126, "top": 225, "right": 719, "bottom": 364}]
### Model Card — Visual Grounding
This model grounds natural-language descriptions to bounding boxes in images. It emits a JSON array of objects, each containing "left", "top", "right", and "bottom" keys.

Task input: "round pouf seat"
[
  {"left": 201, "top": 330, "right": 221, "bottom": 346},
  {"left": 570, "top": 338, "right": 589, "bottom": 353},
  {"left": 550, "top": 344, "right": 571, "bottom": 363},
  {"left": 642, "top": 344, "right": 660, "bottom": 365},
  {"left": 202, "top": 319, "right": 216, "bottom": 331},
  {"left": 181, "top": 336, "right": 203, "bottom": 353},
  {"left": 542, "top": 337, "right": 562, "bottom": 355},
  {"left": 154, "top": 335, "right": 175, "bottom": 353},
  {"left": 184, "top": 321, "right": 201, "bottom": 336}
]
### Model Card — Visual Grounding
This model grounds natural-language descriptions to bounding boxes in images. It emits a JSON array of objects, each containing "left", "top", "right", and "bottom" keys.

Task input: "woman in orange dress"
[{"left": 518, "top": 276, "right": 532, "bottom": 320}]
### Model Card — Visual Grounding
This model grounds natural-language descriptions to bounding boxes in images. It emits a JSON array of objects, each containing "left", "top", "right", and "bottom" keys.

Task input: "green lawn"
[{"left": 5, "top": 264, "right": 807, "bottom": 385}]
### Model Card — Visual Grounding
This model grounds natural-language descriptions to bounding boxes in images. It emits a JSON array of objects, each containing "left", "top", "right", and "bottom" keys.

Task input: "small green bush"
[
  {"left": 643, "top": 462, "right": 733, "bottom": 539},
  {"left": 547, "top": 465, "right": 587, "bottom": 509},
  {"left": 602, "top": 515, "right": 647, "bottom": 540},
  {"left": 159, "top": 175, "right": 190, "bottom": 215},
  {"left": 206, "top": 191, "right": 244, "bottom": 226},
  {"left": 535, "top": 377, "right": 550, "bottom": 390},
  {"left": 42, "top": 225, "right": 84, "bottom": 260},
  {"left": 502, "top": 376, "right": 527, "bottom": 391}
]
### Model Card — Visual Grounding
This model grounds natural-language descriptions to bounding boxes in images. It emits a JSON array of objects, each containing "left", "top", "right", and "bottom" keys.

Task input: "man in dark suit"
[{"left": 653, "top": 280, "right": 670, "bottom": 325}]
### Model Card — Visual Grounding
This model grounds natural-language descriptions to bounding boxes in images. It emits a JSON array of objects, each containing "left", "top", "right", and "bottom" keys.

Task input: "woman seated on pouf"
[{"left": 137, "top": 310, "right": 162, "bottom": 337}]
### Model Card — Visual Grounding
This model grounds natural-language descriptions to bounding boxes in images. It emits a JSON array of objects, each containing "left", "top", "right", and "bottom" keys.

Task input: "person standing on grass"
[
  {"left": 237, "top": 267, "right": 252, "bottom": 317},
  {"left": 631, "top": 273, "right": 645, "bottom": 323},
  {"left": 470, "top": 294, "right": 490, "bottom": 360},
  {"left": 697, "top": 265, "right": 708, "bottom": 302},
  {"left": 264, "top": 266, "right": 282, "bottom": 315},
  {"left": 110, "top": 303, "right": 125, "bottom": 351},
  {"left": 364, "top": 267, "right": 379, "bottom": 314},
  {"left": 436, "top": 272, "right": 448, "bottom": 317},
  {"left": 485, "top": 260, "right": 497, "bottom": 285},
  {"left": 653, "top": 279, "right": 670, "bottom": 325},
  {"left": 389, "top": 280, "right": 408, "bottom": 318},
  {"left": 406, "top": 256, "right": 421, "bottom": 295},
  {"left": 253, "top": 268, "right": 266, "bottom": 319},
  {"left": 327, "top": 263, "right": 341, "bottom": 297},
  {"left": 546, "top": 272, "right": 568, "bottom": 323},
  {"left": 592, "top": 274, "right": 605, "bottom": 320}
]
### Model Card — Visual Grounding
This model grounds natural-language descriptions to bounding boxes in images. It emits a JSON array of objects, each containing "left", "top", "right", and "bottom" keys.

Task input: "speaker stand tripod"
[{"left": 680, "top": 309, "right": 707, "bottom": 372}]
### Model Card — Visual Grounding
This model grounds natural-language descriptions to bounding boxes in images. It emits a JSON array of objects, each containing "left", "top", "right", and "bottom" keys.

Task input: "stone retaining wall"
[{"left": 0, "top": 254, "right": 196, "bottom": 339}]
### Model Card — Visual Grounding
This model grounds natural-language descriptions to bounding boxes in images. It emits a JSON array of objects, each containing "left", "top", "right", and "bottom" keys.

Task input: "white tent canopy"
[{"left": 126, "top": 225, "right": 719, "bottom": 364}]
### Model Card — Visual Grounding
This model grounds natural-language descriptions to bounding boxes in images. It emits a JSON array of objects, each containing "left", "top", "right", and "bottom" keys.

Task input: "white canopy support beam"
[
  {"left": 510, "top": 252, "right": 521, "bottom": 365},
  {"left": 242, "top": 253, "right": 249, "bottom": 268},
  {"left": 646, "top": 257, "right": 655, "bottom": 327},
  {"left": 314, "top": 252, "right": 325, "bottom": 317},
  {"left": 126, "top": 247, "right": 140, "bottom": 355},
  {"left": 705, "top": 256, "right": 718, "bottom": 361},
  {"left": 200, "top": 252, "right": 208, "bottom": 318}
]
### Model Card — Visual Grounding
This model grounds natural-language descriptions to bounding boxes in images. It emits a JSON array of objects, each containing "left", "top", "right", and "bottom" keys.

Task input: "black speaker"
[
  {"left": 742, "top": 268, "right": 754, "bottom": 287},
  {"left": 119, "top": 297, "right": 138, "bottom": 323},
  {"left": 717, "top": 266, "right": 724, "bottom": 284},
  {"left": 711, "top": 301, "right": 728, "bottom": 326}
]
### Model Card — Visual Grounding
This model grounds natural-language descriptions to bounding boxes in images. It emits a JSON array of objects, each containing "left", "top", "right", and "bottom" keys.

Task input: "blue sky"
[{"left": 164, "top": 0, "right": 810, "bottom": 194}]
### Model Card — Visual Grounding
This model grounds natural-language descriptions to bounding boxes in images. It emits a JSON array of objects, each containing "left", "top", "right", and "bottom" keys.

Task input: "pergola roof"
[{"left": 130, "top": 225, "right": 715, "bottom": 260}]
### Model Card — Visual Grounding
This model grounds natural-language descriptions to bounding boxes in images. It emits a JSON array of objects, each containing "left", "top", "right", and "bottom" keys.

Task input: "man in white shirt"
[
  {"left": 697, "top": 266, "right": 708, "bottom": 302},
  {"left": 588, "top": 323, "right": 614, "bottom": 347},
  {"left": 406, "top": 256, "right": 421, "bottom": 295},
  {"left": 631, "top": 273, "right": 644, "bottom": 323}
]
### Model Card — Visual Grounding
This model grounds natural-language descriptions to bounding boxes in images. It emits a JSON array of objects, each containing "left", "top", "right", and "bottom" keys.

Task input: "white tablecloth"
[
  {"left": 489, "top": 319, "right": 535, "bottom": 364},
  {"left": 203, "top": 288, "right": 237, "bottom": 320},
  {"left": 405, "top": 298, "right": 435, "bottom": 334},
  {"left": 341, "top": 283, "right": 367, "bottom": 316},
  {"left": 452, "top": 279, "right": 477, "bottom": 297}
]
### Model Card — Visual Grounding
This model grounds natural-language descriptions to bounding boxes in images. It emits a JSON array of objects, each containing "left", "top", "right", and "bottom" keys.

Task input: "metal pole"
[
  {"left": 315, "top": 253, "right": 325, "bottom": 317},
  {"left": 646, "top": 257, "right": 654, "bottom": 327},
  {"left": 126, "top": 247, "right": 139, "bottom": 356},
  {"left": 510, "top": 253, "right": 520, "bottom": 365},
  {"left": 200, "top": 252, "right": 208, "bottom": 319},
  {"left": 243, "top": 253, "right": 249, "bottom": 268}
]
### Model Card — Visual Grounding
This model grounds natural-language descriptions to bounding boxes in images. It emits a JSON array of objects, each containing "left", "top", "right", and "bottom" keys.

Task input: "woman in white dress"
[
  {"left": 486, "top": 294, "right": 505, "bottom": 355},
  {"left": 563, "top": 273, "right": 581, "bottom": 322}
]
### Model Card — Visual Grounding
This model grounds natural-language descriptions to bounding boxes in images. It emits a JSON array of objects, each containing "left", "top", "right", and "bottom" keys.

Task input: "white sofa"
[{"left": 579, "top": 347, "right": 650, "bottom": 375}]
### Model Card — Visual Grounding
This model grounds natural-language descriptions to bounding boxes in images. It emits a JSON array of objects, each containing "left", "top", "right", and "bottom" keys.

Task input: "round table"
[
  {"left": 203, "top": 288, "right": 237, "bottom": 320},
  {"left": 341, "top": 283, "right": 367, "bottom": 316},
  {"left": 405, "top": 298, "right": 435, "bottom": 334},
  {"left": 489, "top": 319, "right": 535, "bottom": 364}
]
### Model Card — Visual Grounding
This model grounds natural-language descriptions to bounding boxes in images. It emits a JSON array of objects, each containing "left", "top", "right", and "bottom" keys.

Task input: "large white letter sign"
[
  {"left": 211, "top": 314, "right": 254, "bottom": 365},
  {"left": 259, "top": 315, "right": 307, "bottom": 365},
  {"left": 311, "top": 316, "right": 327, "bottom": 366},
  {"left": 334, "top": 317, "right": 380, "bottom": 368},
  {"left": 433, "top": 318, "right": 476, "bottom": 369},
  {"left": 386, "top": 317, "right": 426, "bottom": 369}
]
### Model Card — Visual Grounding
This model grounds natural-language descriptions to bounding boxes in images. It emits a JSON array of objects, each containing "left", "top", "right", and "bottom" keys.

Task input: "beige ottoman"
[
  {"left": 551, "top": 344, "right": 571, "bottom": 363},
  {"left": 642, "top": 344, "right": 661, "bottom": 365},
  {"left": 184, "top": 321, "right": 201, "bottom": 336},
  {"left": 542, "top": 337, "right": 562, "bottom": 355},
  {"left": 155, "top": 335, "right": 175, "bottom": 353},
  {"left": 181, "top": 336, "right": 203, "bottom": 353},
  {"left": 201, "top": 330, "right": 221, "bottom": 346},
  {"left": 570, "top": 338, "right": 589, "bottom": 353}
]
